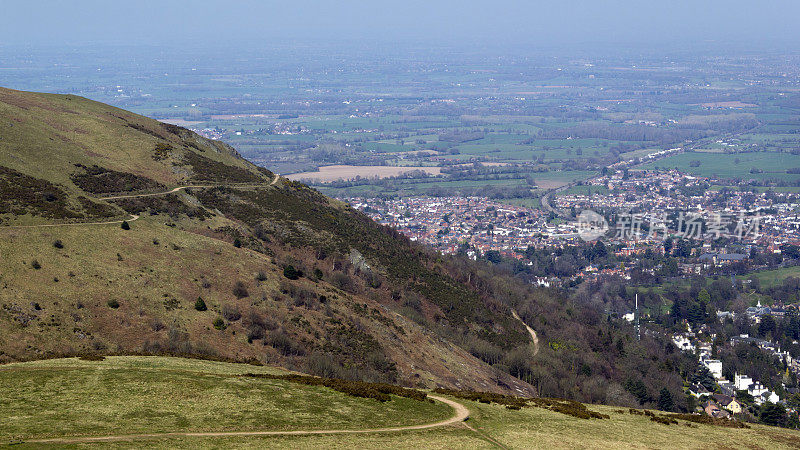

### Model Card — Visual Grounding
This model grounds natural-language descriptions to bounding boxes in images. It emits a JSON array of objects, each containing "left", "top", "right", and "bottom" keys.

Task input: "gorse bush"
[
  {"left": 120, "top": 220, "right": 130, "bottom": 230},
  {"left": 213, "top": 317, "right": 226, "bottom": 330},
  {"left": 283, "top": 265, "right": 302, "bottom": 280},
  {"left": 194, "top": 297, "right": 207, "bottom": 311},
  {"left": 52, "top": 240, "right": 64, "bottom": 249}
]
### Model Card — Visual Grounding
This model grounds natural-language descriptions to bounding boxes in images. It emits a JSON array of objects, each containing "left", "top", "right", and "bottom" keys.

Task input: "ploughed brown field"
[{"left": 287, "top": 165, "right": 441, "bottom": 182}]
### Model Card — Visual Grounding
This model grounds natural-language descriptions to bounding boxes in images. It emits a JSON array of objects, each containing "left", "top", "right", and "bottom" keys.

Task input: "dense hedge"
[
  {"left": 243, "top": 373, "right": 429, "bottom": 403},
  {"left": 666, "top": 413, "right": 750, "bottom": 428}
]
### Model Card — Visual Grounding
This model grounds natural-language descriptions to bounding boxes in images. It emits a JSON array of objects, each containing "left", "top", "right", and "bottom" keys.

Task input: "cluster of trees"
[
  {"left": 464, "top": 244, "right": 689, "bottom": 410},
  {"left": 504, "top": 241, "right": 613, "bottom": 279}
]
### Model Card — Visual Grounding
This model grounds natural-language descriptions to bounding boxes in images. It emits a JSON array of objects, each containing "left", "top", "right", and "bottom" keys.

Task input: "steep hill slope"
[
  {"left": 0, "top": 88, "right": 687, "bottom": 406},
  {"left": 0, "top": 87, "right": 533, "bottom": 394}
]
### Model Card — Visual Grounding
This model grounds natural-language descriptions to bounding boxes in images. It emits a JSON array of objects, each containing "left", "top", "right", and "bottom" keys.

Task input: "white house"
[
  {"left": 749, "top": 381, "right": 768, "bottom": 398},
  {"left": 760, "top": 391, "right": 780, "bottom": 404},
  {"left": 704, "top": 359, "right": 723, "bottom": 379},
  {"left": 672, "top": 335, "right": 695, "bottom": 352},
  {"left": 734, "top": 373, "right": 753, "bottom": 391}
]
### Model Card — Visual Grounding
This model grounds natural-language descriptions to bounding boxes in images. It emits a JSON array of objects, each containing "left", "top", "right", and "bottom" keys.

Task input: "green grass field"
[
  {"left": 738, "top": 266, "right": 800, "bottom": 289},
  {"left": 643, "top": 151, "right": 800, "bottom": 182},
  {"left": 3, "top": 356, "right": 800, "bottom": 448},
  {"left": 0, "top": 357, "right": 451, "bottom": 443}
]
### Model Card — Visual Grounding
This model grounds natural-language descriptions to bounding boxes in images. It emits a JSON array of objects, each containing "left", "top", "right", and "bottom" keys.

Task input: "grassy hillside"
[
  {"left": 3, "top": 357, "right": 799, "bottom": 449},
  {"left": 0, "top": 87, "right": 688, "bottom": 406},
  {"left": 0, "top": 356, "right": 451, "bottom": 443},
  {"left": 0, "top": 87, "right": 534, "bottom": 394},
  {"left": 0, "top": 86, "right": 271, "bottom": 226}
]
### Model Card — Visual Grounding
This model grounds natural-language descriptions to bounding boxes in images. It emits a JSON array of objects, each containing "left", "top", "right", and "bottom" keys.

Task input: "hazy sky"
[{"left": 2, "top": 0, "right": 800, "bottom": 49}]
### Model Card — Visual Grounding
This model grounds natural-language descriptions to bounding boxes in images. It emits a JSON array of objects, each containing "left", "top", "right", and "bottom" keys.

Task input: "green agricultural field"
[{"left": 643, "top": 151, "right": 800, "bottom": 182}]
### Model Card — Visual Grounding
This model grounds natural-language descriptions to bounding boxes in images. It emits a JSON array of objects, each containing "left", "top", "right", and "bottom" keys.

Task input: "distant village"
[
  {"left": 671, "top": 301, "right": 800, "bottom": 419},
  {"left": 348, "top": 168, "right": 800, "bottom": 421},
  {"left": 347, "top": 169, "right": 800, "bottom": 287}
]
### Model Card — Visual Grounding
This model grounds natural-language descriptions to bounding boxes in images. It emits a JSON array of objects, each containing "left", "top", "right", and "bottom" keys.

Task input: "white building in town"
[
  {"left": 735, "top": 373, "right": 753, "bottom": 391},
  {"left": 672, "top": 335, "right": 695, "bottom": 352},
  {"left": 704, "top": 359, "right": 723, "bottom": 379}
]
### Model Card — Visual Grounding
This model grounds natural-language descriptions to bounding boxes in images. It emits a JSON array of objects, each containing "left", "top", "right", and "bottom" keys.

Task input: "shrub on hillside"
[
  {"left": 107, "top": 299, "right": 120, "bottom": 309},
  {"left": 330, "top": 272, "right": 356, "bottom": 292},
  {"left": 70, "top": 164, "right": 164, "bottom": 194},
  {"left": 52, "top": 240, "right": 64, "bottom": 249},
  {"left": 0, "top": 165, "right": 113, "bottom": 220},
  {"left": 244, "top": 311, "right": 277, "bottom": 343},
  {"left": 31, "top": 259, "right": 41, "bottom": 270},
  {"left": 667, "top": 413, "right": 749, "bottom": 428},
  {"left": 194, "top": 297, "right": 207, "bottom": 311},
  {"left": 305, "top": 351, "right": 344, "bottom": 379},
  {"left": 267, "top": 329, "right": 305, "bottom": 356},
  {"left": 120, "top": 220, "right": 130, "bottom": 230},
  {"left": 433, "top": 388, "right": 609, "bottom": 419},
  {"left": 183, "top": 151, "right": 264, "bottom": 183},
  {"left": 232, "top": 281, "right": 249, "bottom": 299},
  {"left": 212, "top": 317, "right": 226, "bottom": 330},
  {"left": 222, "top": 304, "right": 241, "bottom": 321},
  {"left": 283, "top": 265, "right": 302, "bottom": 280}
]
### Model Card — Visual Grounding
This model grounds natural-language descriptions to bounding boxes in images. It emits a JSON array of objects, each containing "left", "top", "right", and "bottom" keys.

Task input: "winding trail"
[
  {"left": 98, "top": 185, "right": 213, "bottom": 200},
  {"left": 512, "top": 310, "right": 539, "bottom": 356},
  {"left": 98, "top": 172, "right": 280, "bottom": 200},
  {"left": 23, "top": 394, "right": 469, "bottom": 445}
]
